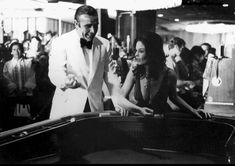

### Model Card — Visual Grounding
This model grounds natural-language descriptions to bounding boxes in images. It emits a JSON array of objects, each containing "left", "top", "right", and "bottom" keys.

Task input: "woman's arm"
[
  {"left": 120, "top": 69, "right": 135, "bottom": 98},
  {"left": 105, "top": 65, "right": 153, "bottom": 116}
]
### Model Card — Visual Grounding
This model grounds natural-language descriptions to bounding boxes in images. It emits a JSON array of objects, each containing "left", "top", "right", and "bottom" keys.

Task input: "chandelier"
[
  {"left": 86, "top": 0, "right": 182, "bottom": 11},
  {"left": 185, "top": 22, "right": 235, "bottom": 34}
]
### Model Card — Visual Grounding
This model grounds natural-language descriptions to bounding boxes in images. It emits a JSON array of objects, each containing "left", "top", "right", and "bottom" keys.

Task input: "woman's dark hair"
[
  {"left": 133, "top": 31, "right": 166, "bottom": 78},
  {"left": 74, "top": 5, "right": 98, "bottom": 21},
  {"left": 9, "top": 42, "right": 24, "bottom": 54}
]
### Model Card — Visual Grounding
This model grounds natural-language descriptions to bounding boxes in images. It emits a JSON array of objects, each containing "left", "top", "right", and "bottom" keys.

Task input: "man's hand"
[
  {"left": 65, "top": 74, "right": 81, "bottom": 89},
  {"left": 184, "top": 80, "right": 196, "bottom": 90}
]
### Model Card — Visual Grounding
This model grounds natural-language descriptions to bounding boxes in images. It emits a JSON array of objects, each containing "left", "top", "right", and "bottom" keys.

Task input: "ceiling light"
[
  {"left": 107, "top": 9, "right": 117, "bottom": 19},
  {"left": 86, "top": 0, "right": 182, "bottom": 11},
  {"left": 222, "top": 4, "right": 229, "bottom": 7},
  {"left": 185, "top": 22, "right": 235, "bottom": 34},
  {"left": 35, "top": 0, "right": 48, "bottom": 3}
]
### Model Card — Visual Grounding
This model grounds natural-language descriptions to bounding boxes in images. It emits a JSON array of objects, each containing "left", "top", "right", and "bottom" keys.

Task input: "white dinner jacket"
[{"left": 48, "top": 29, "right": 111, "bottom": 119}]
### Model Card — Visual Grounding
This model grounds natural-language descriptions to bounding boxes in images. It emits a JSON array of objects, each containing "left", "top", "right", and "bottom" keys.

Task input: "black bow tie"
[{"left": 80, "top": 38, "right": 92, "bottom": 49}]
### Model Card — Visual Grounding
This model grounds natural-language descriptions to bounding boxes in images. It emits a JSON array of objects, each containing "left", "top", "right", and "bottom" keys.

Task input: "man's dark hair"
[
  {"left": 74, "top": 5, "right": 98, "bottom": 20},
  {"left": 201, "top": 43, "right": 212, "bottom": 50},
  {"left": 190, "top": 45, "right": 205, "bottom": 58},
  {"left": 209, "top": 47, "right": 216, "bottom": 55},
  {"left": 31, "top": 36, "right": 42, "bottom": 43},
  {"left": 46, "top": 30, "right": 52, "bottom": 36},
  {"left": 168, "top": 37, "right": 186, "bottom": 50}
]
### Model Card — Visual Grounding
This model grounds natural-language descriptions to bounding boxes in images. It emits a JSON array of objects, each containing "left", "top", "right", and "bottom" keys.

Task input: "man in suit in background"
[{"left": 48, "top": 5, "right": 153, "bottom": 119}]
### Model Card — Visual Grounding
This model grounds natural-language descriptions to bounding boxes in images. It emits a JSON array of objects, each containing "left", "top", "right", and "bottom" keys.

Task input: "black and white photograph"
[{"left": 0, "top": 0, "right": 235, "bottom": 164}]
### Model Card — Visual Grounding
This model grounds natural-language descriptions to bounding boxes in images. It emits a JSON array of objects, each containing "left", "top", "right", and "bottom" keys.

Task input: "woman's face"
[
  {"left": 11, "top": 45, "right": 22, "bottom": 59},
  {"left": 134, "top": 41, "right": 148, "bottom": 65}
]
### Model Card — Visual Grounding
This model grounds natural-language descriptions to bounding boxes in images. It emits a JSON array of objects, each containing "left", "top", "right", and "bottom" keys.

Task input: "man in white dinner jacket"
[
  {"left": 49, "top": 5, "right": 153, "bottom": 119},
  {"left": 48, "top": 5, "right": 115, "bottom": 119}
]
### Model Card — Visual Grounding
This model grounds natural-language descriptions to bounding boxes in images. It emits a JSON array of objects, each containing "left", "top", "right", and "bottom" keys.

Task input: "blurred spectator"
[
  {"left": 202, "top": 47, "right": 218, "bottom": 98},
  {"left": 3, "top": 42, "right": 36, "bottom": 97},
  {"left": 109, "top": 35, "right": 129, "bottom": 86},
  {"left": 2, "top": 42, "right": 36, "bottom": 127},
  {"left": 26, "top": 36, "right": 44, "bottom": 59},
  {"left": 23, "top": 30, "right": 31, "bottom": 41},
  {"left": 44, "top": 30, "right": 53, "bottom": 54},
  {"left": 200, "top": 42, "right": 212, "bottom": 72},
  {"left": 166, "top": 37, "right": 195, "bottom": 96},
  {"left": 187, "top": 45, "right": 205, "bottom": 108},
  {"left": 22, "top": 39, "right": 31, "bottom": 55},
  {"left": 26, "top": 35, "right": 55, "bottom": 121},
  {"left": 33, "top": 52, "right": 55, "bottom": 121}
]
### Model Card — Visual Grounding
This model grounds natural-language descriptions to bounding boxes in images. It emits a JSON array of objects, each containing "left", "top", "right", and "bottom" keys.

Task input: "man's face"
[
  {"left": 23, "top": 41, "right": 30, "bottom": 52},
  {"left": 168, "top": 45, "right": 181, "bottom": 58},
  {"left": 201, "top": 45, "right": 209, "bottom": 57},
  {"left": 45, "top": 34, "right": 52, "bottom": 41},
  {"left": 75, "top": 14, "right": 98, "bottom": 41},
  {"left": 29, "top": 38, "right": 39, "bottom": 51}
]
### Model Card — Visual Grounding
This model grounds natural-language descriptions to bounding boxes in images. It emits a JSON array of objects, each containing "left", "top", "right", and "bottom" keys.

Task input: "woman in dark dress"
[{"left": 120, "top": 32, "right": 210, "bottom": 119}]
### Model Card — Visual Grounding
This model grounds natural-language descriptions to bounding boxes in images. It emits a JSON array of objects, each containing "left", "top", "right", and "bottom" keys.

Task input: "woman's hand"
[
  {"left": 115, "top": 105, "right": 129, "bottom": 116},
  {"left": 129, "top": 107, "right": 154, "bottom": 116},
  {"left": 139, "top": 107, "right": 154, "bottom": 116},
  {"left": 192, "top": 109, "right": 212, "bottom": 119},
  {"left": 130, "top": 59, "right": 138, "bottom": 72},
  {"left": 115, "top": 105, "right": 154, "bottom": 117}
]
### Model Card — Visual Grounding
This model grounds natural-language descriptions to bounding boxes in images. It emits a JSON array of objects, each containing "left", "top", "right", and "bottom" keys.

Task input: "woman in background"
[
  {"left": 3, "top": 42, "right": 36, "bottom": 97},
  {"left": 2, "top": 42, "right": 36, "bottom": 129}
]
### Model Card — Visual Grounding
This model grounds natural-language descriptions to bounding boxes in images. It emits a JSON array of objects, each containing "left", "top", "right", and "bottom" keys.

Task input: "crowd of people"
[
  {"left": 0, "top": 30, "right": 57, "bottom": 130},
  {"left": 0, "top": 4, "right": 218, "bottom": 131}
]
